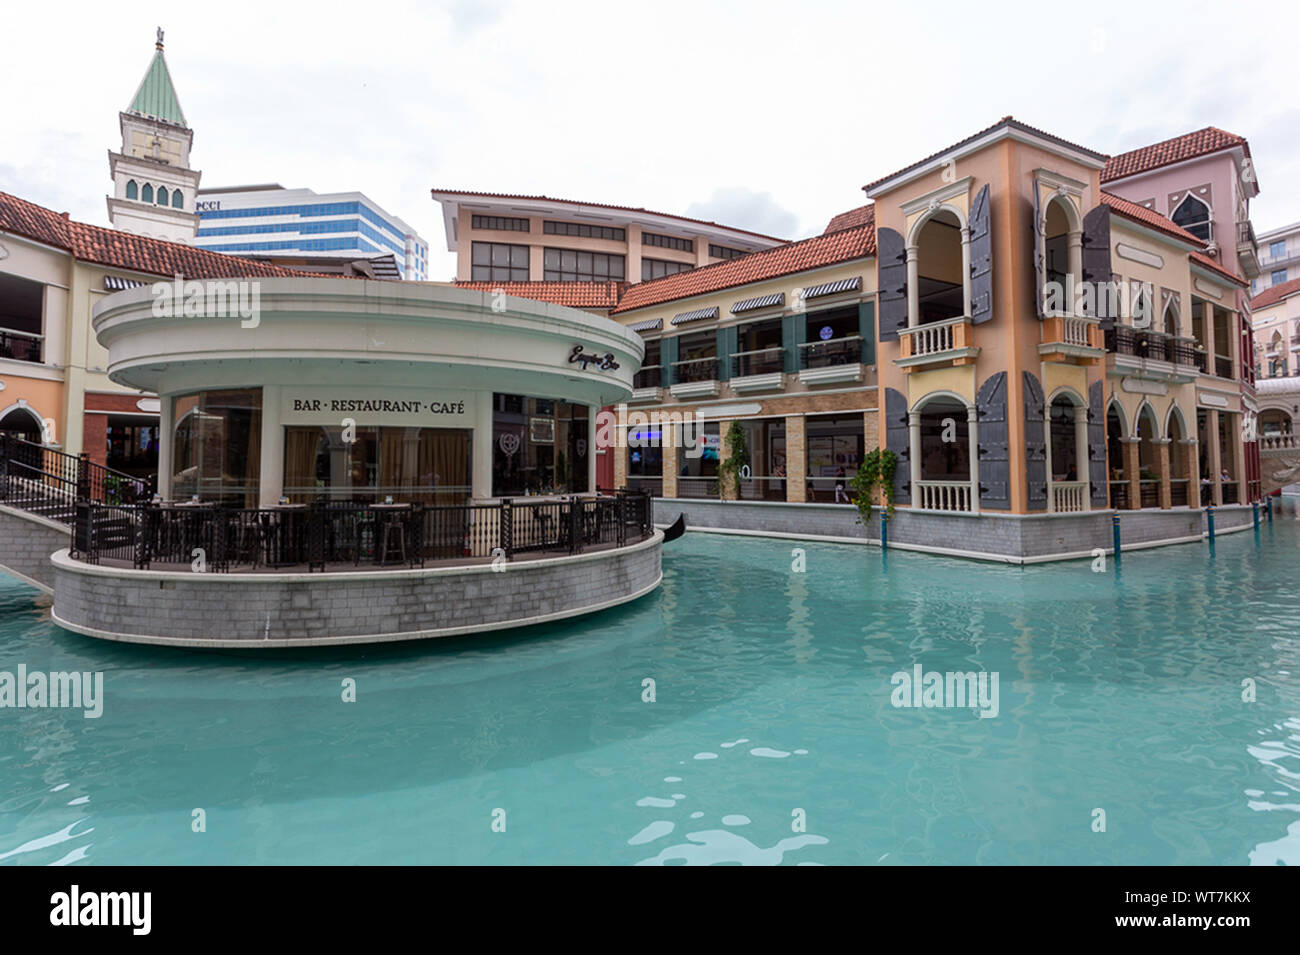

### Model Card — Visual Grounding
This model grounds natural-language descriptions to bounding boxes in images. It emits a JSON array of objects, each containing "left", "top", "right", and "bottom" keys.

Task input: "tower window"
[
  {"left": 141, "top": 184, "right": 154, "bottom": 204},
  {"left": 157, "top": 187, "right": 169, "bottom": 206},
  {"left": 172, "top": 190, "right": 183, "bottom": 209},
  {"left": 126, "top": 180, "right": 138, "bottom": 201}
]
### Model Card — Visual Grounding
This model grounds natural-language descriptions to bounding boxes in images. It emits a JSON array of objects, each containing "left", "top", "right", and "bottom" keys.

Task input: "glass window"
[
  {"left": 709, "top": 243, "right": 745, "bottom": 259},
  {"left": 1273, "top": 269, "right": 1287, "bottom": 285},
  {"left": 1171, "top": 195, "right": 1211, "bottom": 241},
  {"left": 471, "top": 241, "right": 529, "bottom": 282},
  {"left": 125, "top": 180, "right": 138, "bottom": 201},
  {"left": 171, "top": 389, "right": 262, "bottom": 505},
  {"left": 642, "top": 232, "right": 694, "bottom": 252},
  {"left": 1269, "top": 240, "right": 1286, "bottom": 260},
  {"left": 106, "top": 418, "right": 159, "bottom": 479},
  {"left": 472, "top": 215, "right": 530, "bottom": 232},
  {"left": 642, "top": 257, "right": 693, "bottom": 281},
  {"left": 157, "top": 187, "right": 169, "bottom": 206},
  {"left": 676, "top": 421, "right": 719, "bottom": 498},
  {"left": 172, "top": 190, "right": 183, "bottom": 209},
  {"left": 141, "top": 183, "right": 153, "bottom": 204},
  {"left": 492, "top": 395, "right": 590, "bottom": 496},
  {"left": 736, "top": 418, "right": 786, "bottom": 501},
  {"left": 805, "top": 414, "right": 863, "bottom": 503},
  {"left": 283, "top": 426, "right": 470, "bottom": 505},
  {"left": 543, "top": 221, "right": 625, "bottom": 241},
  {"left": 543, "top": 247, "right": 625, "bottom": 282}
]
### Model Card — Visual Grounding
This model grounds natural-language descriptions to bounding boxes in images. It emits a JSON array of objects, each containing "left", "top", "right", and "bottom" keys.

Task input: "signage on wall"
[
  {"left": 819, "top": 326, "right": 834, "bottom": 341},
  {"left": 195, "top": 200, "right": 222, "bottom": 212},
  {"left": 281, "top": 389, "right": 473, "bottom": 427},
  {"left": 568, "top": 344, "right": 620, "bottom": 371}
]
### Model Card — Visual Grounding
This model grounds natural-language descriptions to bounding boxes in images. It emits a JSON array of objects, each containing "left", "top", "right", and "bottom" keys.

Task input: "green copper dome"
[{"left": 127, "top": 42, "right": 187, "bottom": 127}]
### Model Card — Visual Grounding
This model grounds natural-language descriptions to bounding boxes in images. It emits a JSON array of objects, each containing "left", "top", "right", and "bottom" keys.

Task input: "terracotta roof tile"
[
  {"left": 1189, "top": 249, "right": 1247, "bottom": 287},
  {"left": 1100, "top": 191, "right": 1204, "bottom": 246},
  {"left": 452, "top": 280, "right": 626, "bottom": 309},
  {"left": 0, "top": 192, "right": 73, "bottom": 249},
  {"left": 612, "top": 219, "right": 875, "bottom": 314},
  {"left": 823, "top": 204, "right": 873, "bottom": 233},
  {"left": 431, "top": 189, "right": 787, "bottom": 243},
  {"left": 1102, "top": 127, "right": 1249, "bottom": 182},
  {"left": 1251, "top": 275, "right": 1300, "bottom": 310}
]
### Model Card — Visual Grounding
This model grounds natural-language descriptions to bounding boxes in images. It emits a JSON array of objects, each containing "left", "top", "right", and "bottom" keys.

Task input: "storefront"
[{"left": 91, "top": 278, "right": 643, "bottom": 506}]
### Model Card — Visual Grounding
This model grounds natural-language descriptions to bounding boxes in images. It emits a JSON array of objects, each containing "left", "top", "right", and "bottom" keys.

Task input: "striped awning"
[
  {"left": 104, "top": 276, "right": 148, "bottom": 291},
  {"left": 730, "top": 292, "right": 784, "bottom": 314},
  {"left": 670, "top": 306, "right": 720, "bottom": 326},
  {"left": 628, "top": 317, "right": 663, "bottom": 332},
  {"left": 801, "top": 276, "right": 862, "bottom": 300}
]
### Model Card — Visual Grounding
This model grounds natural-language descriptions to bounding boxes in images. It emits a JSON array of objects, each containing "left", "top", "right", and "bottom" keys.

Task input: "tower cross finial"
[{"left": 156, "top": 27, "right": 164, "bottom": 50}]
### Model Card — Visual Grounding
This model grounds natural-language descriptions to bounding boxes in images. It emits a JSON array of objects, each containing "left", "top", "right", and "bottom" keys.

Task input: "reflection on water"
[{"left": 0, "top": 521, "right": 1297, "bottom": 864}]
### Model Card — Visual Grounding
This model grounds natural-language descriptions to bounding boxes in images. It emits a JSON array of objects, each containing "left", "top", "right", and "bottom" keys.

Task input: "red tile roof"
[
  {"left": 1250, "top": 275, "right": 1300, "bottom": 310},
  {"left": 0, "top": 191, "right": 312, "bottom": 280},
  {"left": 452, "top": 280, "right": 626, "bottom": 309},
  {"left": 823, "top": 204, "right": 873, "bottom": 234},
  {"left": 1102, "top": 127, "right": 1249, "bottom": 182},
  {"left": 1189, "top": 249, "right": 1247, "bottom": 287},
  {"left": 862, "top": 117, "right": 1107, "bottom": 193},
  {"left": 612, "top": 218, "right": 875, "bottom": 314},
  {"left": 430, "top": 189, "right": 787, "bottom": 243},
  {"left": 1100, "top": 191, "right": 1204, "bottom": 247}
]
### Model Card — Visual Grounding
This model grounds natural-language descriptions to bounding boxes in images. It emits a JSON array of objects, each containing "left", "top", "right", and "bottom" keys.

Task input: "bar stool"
[{"left": 378, "top": 512, "right": 407, "bottom": 565}]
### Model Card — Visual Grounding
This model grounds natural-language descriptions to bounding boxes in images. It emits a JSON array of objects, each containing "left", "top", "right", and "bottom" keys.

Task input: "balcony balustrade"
[
  {"left": 913, "top": 480, "right": 973, "bottom": 512},
  {"left": 0, "top": 327, "right": 43, "bottom": 364}
]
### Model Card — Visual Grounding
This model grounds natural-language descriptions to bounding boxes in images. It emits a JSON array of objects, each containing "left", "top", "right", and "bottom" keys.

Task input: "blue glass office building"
[{"left": 194, "top": 185, "right": 428, "bottom": 280}]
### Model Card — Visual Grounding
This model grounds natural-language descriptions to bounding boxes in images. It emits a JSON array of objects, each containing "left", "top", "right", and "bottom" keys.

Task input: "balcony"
[
  {"left": 913, "top": 480, "right": 974, "bottom": 512},
  {"left": 1170, "top": 338, "right": 1207, "bottom": 373},
  {"left": 1238, "top": 221, "right": 1261, "bottom": 279},
  {"left": 895, "top": 317, "right": 978, "bottom": 373},
  {"left": 631, "top": 365, "right": 663, "bottom": 403},
  {"left": 0, "top": 327, "right": 43, "bottom": 364},
  {"left": 729, "top": 347, "right": 785, "bottom": 393},
  {"left": 798, "top": 335, "right": 864, "bottom": 386},
  {"left": 1038, "top": 314, "right": 1103, "bottom": 363},
  {"left": 1104, "top": 326, "right": 1194, "bottom": 383},
  {"left": 669, "top": 356, "right": 720, "bottom": 399},
  {"left": 1050, "top": 480, "right": 1089, "bottom": 513},
  {"left": 1214, "top": 355, "right": 1234, "bottom": 380}
]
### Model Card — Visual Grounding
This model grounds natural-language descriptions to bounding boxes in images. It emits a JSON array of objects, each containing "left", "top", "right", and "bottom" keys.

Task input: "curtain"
[
  {"left": 380, "top": 429, "right": 406, "bottom": 498},
  {"left": 420, "top": 429, "right": 469, "bottom": 506},
  {"left": 284, "top": 428, "right": 321, "bottom": 502},
  {"left": 243, "top": 408, "right": 262, "bottom": 508}
]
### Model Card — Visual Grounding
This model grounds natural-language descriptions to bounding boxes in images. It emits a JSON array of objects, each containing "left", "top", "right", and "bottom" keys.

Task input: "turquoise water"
[{"left": 2, "top": 520, "right": 1298, "bottom": 865}]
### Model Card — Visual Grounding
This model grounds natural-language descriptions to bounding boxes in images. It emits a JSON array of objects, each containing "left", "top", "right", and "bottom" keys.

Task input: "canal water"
[{"left": 1, "top": 517, "right": 1297, "bottom": 864}]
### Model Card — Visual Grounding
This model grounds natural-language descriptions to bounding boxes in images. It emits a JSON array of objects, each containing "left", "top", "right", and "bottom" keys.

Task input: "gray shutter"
[
  {"left": 969, "top": 184, "right": 993, "bottom": 324},
  {"left": 1032, "top": 180, "right": 1045, "bottom": 318},
  {"left": 976, "top": 372, "right": 1008, "bottom": 508},
  {"left": 884, "top": 387, "right": 910, "bottom": 505},
  {"left": 661, "top": 336, "right": 678, "bottom": 387},
  {"left": 877, "top": 227, "right": 907, "bottom": 342},
  {"left": 1088, "top": 380, "right": 1107, "bottom": 507},
  {"left": 717, "top": 326, "right": 735, "bottom": 382},
  {"left": 857, "top": 301, "right": 876, "bottom": 366},
  {"left": 1023, "top": 371, "right": 1047, "bottom": 510},
  {"left": 1081, "top": 204, "right": 1112, "bottom": 327},
  {"left": 781, "top": 315, "right": 799, "bottom": 374}
]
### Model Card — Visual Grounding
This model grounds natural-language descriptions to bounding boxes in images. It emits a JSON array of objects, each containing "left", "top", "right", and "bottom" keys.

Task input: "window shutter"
[
  {"left": 1087, "top": 380, "right": 1107, "bottom": 507},
  {"left": 857, "top": 301, "right": 876, "bottom": 366},
  {"left": 717, "top": 326, "right": 736, "bottom": 382},
  {"left": 1023, "top": 371, "right": 1047, "bottom": 510},
  {"left": 877, "top": 227, "right": 907, "bottom": 342},
  {"left": 1032, "top": 181, "right": 1045, "bottom": 318},
  {"left": 661, "top": 336, "right": 678, "bottom": 387},
  {"left": 969, "top": 184, "right": 993, "bottom": 324},
  {"left": 884, "top": 387, "right": 910, "bottom": 505},
  {"left": 781, "top": 315, "right": 800, "bottom": 374},
  {"left": 1081, "top": 204, "right": 1112, "bottom": 327},
  {"left": 976, "top": 371, "right": 1008, "bottom": 508}
]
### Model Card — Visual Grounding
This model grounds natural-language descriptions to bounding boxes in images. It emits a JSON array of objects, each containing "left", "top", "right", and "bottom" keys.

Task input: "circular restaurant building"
[{"left": 45, "top": 278, "right": 659, "bottom": 648}]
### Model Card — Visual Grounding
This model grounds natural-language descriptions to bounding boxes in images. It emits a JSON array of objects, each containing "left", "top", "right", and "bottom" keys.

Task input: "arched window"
[
  {"left": 172, "top": 190, "right": 183, "bottom": 209},
  {"left": 157, "top": 187, "right": 168, "bottom": 206},
  {"left": 125, "top": 180, "right": 138, "bottom": 201},
  {"left": 1172, "top": 194, "right": 1211, "bottom": 242},
  {"left": 1162, "top": 298, "right": 1179, "bottom": 337},
  {"left": 141, "top": 184, "right": 153, "bottom": 204}
]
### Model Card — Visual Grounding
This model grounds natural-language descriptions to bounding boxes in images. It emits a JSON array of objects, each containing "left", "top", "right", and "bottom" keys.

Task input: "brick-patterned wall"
[
  {"left": 81, "top": 414, "right": 108, "bottom": 469},
  {"left": 0, "top": 506, "right": 70, "bottom": 591},
  {"left": 50, "top": 535, "right": 662, "bottom": 647},
  {"left": 785, "top": 415, "right": 807, "bottom": 503}
]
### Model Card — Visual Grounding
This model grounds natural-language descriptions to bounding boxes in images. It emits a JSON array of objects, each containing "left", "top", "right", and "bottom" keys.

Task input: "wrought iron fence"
[{"left": 0, "top": 434, "right": 149, "bottom": 522}]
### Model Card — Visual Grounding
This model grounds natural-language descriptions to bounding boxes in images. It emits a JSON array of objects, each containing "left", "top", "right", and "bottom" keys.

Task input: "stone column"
[
  {"left": 960, "top": 227, "right": 973, "bottom": 318},
  {"left": 909, "top": 411, "right": 922, "bottom": 504},
  {"left": 472, "top": 392, "right": 494, "bottom": 499},
  {"left": 1067, "top": 230, "right": 1083, "bottom": 315},
  {"left": 967, "top": 405, "right": 980, "bottom": 514},
  {"left": 906, "top": 246, "right": 919, "bottom": 328},
  {"left": 786, "top": 415, "right": 806, "bottom": 503},
  {"left": 1207, "top": 409, "right": 1222, "bottom": 506},
  {"left": 662, "top": 435, "right": 679, "bottom": 499},
  {"left": 1075, "top": 406, "right": 1091, "bottom": 510},
  {"left": 613, "top": 421, "right": 628, "bottom": 490},
  {"left": 1203, "top": 301, "right": 1216, "bottom": 372},
  {"left": 1183, "top": 438, "right": 1200, "bottom": 508},
  {"left": 1121, "top": 437, "right": 1141, "bottom": 509},
  {"left": 864, "top": 409, "right": 881, "bottom": 509},
  {"left": 1231, "top": 411, "right": 1246, "bottom": 503},
  {"left": 586, "top": 407, "right": 598, "bottom": 494},
  {"left": 157, "top": 395, "right": 174, "bottom": 501},
  {"left": 1156, "top": 438, "right": 1172, "bottom": 509},
  {"left": 718, "top": 419, "right": 738, "bottom": 501},
  {"left": 257, "top": 384, "right": 283, "bottom": 508}
]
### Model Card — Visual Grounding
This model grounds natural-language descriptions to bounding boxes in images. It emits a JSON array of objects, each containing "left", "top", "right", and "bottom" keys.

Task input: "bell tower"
[{"left": 107, "top": 28, "right": 202, "bottom": 242}]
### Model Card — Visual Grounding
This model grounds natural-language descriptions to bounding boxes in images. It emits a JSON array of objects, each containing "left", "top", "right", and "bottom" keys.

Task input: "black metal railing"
[
  {"left": 0, "top": 434, "right": 150, "bottom": 523},
  {"left": 1108, "top": 481, "right": 1129, "bottom": 510},
  {"left": 633, "top": 365, "right": 662, "bottom": 389},
  {"left": 730, "top": 347, "right": 785, "bottom": 377},
  {"left": 1214, "top": 355, "right": 1234, "bottom": 379},
  {"left": 799, "top": 335, "right": 863, "bottom": 369},
  {"left": 1170, "top": 340, "right": 1204, "bottom": 369},
  {"left": 1139, "top": 480, "right": 1160, "bottom": 508},
  {"left": 0, "top": 328, "right": 42, "bottom": 363},
  {"left": 1222, "top": 482, "right": 1239, "bottom": 504},
  {"left": 66, "top": 490, "right": 655, "bottom": 572},
  {"left": 672, "top": 356, "right": 719, "bottom": 383},
  {"left": 1170, "top": 478, "right": 1189, "bottom": 507},
  {"left": 1105, "top": 326, "right": 1173, "bottom": 361}
]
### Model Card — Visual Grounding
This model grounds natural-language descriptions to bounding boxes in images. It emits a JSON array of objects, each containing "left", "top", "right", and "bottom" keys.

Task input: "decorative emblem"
[{"left": 499, "top": 432, "right": 520, "bottom": 456}]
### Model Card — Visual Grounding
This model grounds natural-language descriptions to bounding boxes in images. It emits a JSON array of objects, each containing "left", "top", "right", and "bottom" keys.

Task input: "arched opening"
[
  {"left": 157, "top": 186, "right": 169, "bottom": 206},
  {"left": 0, "top": 405, "right": 44, "bottom": 442},
  {"left": 1167, "top": 410, "right": 1189, "bottom": 505},
  {"left": 912, "top": 394, "right": 973, "bottom": 511},
  {"left": 1136, "top": 404, "right": 1161, "bottom": 507},
  {"left": 172, "top": 189, "right": 183, "bottom": 209},
  {"left": 915, "top": 210, "right": 964, "bottom": 324},
  {"left": 1107, "top": 403, "right": 1127, "bottom": 509},
  {"left": 141, "top": 183, "right": 154, "bottom": 204},
  {"left": 1046, "top": 392, "right": 1089, "bottom": 511},
  {"left": 125, "top": 179, "right": 138, "bottom": 201},
  {"left": 1044, "top": 199, "right": 1071, "bottom": 296},
  {"left": 1172, "top": 194, "right": 1211, "bottom": 242},
  {"left": 1259, "top": 408, "right": 1292, "bottom": 436},
  {"left": 1268, "top": 331, "right": 1287, "bottom": 377}
]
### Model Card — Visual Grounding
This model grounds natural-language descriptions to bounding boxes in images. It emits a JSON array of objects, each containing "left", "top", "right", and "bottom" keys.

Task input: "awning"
[
  {"left": 104, "top": 276, "right": 148, "bottom": 291},
  {"left": 801, "top": 276, "right": 862, "bottom": 300},
  {"left": 670, "top": 306, "right": 720, "bottom": 326},
  {"left": 628, "top": 317, "right": 663, "bottom": 332},
  {"left": 730, "top": 293, "right": 784, "bottom": 314}
]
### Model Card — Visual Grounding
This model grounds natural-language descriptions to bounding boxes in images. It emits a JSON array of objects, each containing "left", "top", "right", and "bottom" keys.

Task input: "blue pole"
[
  {"left": 1267, "top": 495, "right": 1274, "bottom": 524},
  {"left": 1206, "top": 504, "right": 1215, "bottom": 555},
  {"left": 880, "top": 510, "right": 889, "bottom": 551},
  {"left": 1253, "top": 501, "right": 1260, "bottom": 530},
  {"left": 1112, "top": 514, "right": 1121, "bottom": 564}
]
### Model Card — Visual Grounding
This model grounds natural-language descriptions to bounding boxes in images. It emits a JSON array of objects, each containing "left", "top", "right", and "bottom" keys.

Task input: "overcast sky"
[{"left": 5, "top": 0, "right": 1299, "bottom": 280}]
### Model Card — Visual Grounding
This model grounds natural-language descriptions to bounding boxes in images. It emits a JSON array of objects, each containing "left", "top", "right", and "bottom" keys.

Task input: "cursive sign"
[{"left": 568, "top": 344, "right": 620, "bottom": 371}]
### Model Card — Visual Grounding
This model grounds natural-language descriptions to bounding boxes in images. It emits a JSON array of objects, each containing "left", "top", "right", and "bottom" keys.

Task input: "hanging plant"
[
  {"left": 717, "top": 421, "right": 749, "bottom": 499},
  {"left": 848, "top": 448, "right": 899, "bottom": 524}
]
